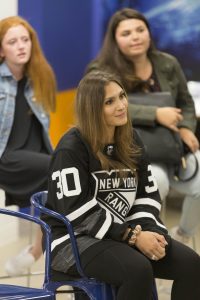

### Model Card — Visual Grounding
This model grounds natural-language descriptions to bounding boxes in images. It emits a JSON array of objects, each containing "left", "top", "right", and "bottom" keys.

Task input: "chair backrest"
[{"left": 31, "top": 191, "right": 119, "bottom": 299}]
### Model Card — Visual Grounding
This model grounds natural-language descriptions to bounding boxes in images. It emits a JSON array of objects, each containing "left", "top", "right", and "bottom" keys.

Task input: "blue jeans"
[{"left": 152, "top": 150, "right": 200, "bottom": 236}]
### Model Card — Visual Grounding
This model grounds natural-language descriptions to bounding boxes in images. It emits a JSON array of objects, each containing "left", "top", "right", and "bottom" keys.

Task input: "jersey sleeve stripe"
[
  {"left": 95, "top": 210, "right": 112, "bottom": 239},
  {"left": 126, "top": 212, "right": 166, "bottom": 229},
  {"left": 51, "top": 233, "right": 69, "bottom": 251},
  {"left": 134, "top": 198, "right": 161, "bottom": 210},
  {"left": 66, "top": 198, "right": 97, "bottom": 221}
]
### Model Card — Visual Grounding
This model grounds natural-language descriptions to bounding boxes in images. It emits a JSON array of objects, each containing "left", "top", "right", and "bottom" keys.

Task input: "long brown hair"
[
  {"left": 95, "top": 8, "right": 156, "bottom": 92},
  {"left": 0, "top": 16, "right": 56, "bottom": 112},
  {"left": 75, "top": 71, "right": 140, "bottom": 173}
]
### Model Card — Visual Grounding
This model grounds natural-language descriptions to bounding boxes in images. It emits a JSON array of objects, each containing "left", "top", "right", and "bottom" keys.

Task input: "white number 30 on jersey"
[{"left": 52, "top": 167, "right": 81, "bottom": 199}]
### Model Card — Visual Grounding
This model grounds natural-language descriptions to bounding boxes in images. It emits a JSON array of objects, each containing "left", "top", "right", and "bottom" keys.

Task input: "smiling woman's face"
[
  {"left": 103, "top": 81, "right": 128, "bottom": 139},
  {"left": 115, "top": 18, "right": 151, "bottom": 59}
]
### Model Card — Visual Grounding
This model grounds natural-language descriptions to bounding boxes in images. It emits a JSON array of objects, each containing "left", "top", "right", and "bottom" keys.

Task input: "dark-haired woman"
[{"left": 44, "top": 71, "right": 200, "bottom": 300}]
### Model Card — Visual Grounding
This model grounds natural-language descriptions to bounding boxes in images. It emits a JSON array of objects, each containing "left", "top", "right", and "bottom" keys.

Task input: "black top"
[
  {"left": 6, "top": 77, "right": 44, "bottom": 151},
  {"left": 0, "top": 77, "right": 51, "bottom": 207},
  {"left": 43, "top": 127, "right": 167, "bottom": 270}
]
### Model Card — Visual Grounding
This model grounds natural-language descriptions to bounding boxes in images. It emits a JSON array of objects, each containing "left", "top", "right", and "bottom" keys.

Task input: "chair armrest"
[{"left": 31, "top": 191, "right": 86, "bottom": 278}]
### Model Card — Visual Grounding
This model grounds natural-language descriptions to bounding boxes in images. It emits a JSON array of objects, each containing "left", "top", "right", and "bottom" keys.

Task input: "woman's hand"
[
  {"left": 135, "top": 231, "right": 168, "bottom": 261},
  {"left": 179, "top": 127, "right": 199, "bottom": 153},
  {"left": 156, "top": 107, "right": 183, "bottom": 132}
]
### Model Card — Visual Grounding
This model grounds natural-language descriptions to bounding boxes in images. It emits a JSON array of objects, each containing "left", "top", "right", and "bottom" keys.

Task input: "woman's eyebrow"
[{"left": 105, "top": 90, "right": 124, "bottom": 101}]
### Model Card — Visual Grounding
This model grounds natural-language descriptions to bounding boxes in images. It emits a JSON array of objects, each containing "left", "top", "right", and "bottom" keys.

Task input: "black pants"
[{"left": 69, "top": 239, "right": 200, "bottom": 300}]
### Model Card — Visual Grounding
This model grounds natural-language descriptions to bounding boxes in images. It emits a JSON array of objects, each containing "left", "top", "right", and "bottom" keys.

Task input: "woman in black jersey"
[{"left": 45, "top": 71, "right": 200, "bottom": 300}]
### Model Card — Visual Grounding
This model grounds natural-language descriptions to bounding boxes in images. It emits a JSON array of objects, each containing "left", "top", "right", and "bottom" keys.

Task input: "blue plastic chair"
[
  {"left": 31, "top": 191, "right": 159, "bottom": 300},
  {"left": 0, "top": 207, "right": 55, "bottom": 299},
  {"left": 31, "top": 191, "right": 116, "bottom": 300}
]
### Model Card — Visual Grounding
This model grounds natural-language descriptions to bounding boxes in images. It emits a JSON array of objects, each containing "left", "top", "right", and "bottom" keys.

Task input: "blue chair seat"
[{"left": 0, "top": 284, "right": 54, "bottom": 299}]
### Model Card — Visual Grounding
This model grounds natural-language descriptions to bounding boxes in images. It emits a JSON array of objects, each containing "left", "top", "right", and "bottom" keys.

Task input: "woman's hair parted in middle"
[
  {"left": 75, "top": 70, "right": 140, "bottom": 173},
  {"left": 96, "top": 8, "right": 156, "bottom": 92}
]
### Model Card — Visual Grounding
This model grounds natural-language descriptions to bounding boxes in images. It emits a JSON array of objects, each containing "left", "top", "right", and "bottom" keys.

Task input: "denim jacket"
[{"left": 0, "top": 62, "right": 52, "bottom": 158}]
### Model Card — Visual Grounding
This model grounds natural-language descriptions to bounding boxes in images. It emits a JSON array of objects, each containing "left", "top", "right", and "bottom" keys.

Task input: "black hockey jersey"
[{"left": 44, "top": 127, "right": 167, "bottom": 271}]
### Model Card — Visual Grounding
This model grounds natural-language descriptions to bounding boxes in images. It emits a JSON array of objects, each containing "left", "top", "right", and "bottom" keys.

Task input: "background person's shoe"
[
  {"left": 5, "top": 245, "right": 35, "bottom": 276},
  {"left": 170, "top": 226, "right": 191, "bottom": 246}
]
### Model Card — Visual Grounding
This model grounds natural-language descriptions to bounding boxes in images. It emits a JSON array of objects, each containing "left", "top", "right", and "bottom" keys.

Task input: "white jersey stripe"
[
  {"left": 51, "top": 232, "right": 78, "bottom": 251},
  {"left": 95, "top": 210, "right": 112, "bottom": 239},
  {"left": 51, "top": 209, "right": 112, "bottom": 251},
  {"left": 51, "top": 234, "right": 70, "bottom": 251},
  {"left": 134, "top": 198, "right": 161, "bottom": 211},
  {"left": 126, "top": 212, "right": 166, "bottom": 229},
  {"left": 66, "top": 198, "right": 97, "bottom": 221}
]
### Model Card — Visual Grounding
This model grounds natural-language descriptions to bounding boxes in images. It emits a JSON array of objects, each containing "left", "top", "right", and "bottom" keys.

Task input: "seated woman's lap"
[
  {"left": 70, "top": 238, "right": 200, "bottom": 283},
  {"left": 69, "top": 240, "right": 153, "bottom": 287},
  {"left": 69, "top": 239, "right": 200, "bottom": 299}
]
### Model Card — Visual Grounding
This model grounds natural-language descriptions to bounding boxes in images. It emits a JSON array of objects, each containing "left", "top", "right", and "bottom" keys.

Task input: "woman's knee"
[
  {"left": 151, "top": 163, "right": 169, "bottom": 200},
  {"left": 183, "top": 249, "right": 200, "bottom": 276},
  {"left": 123, "top": 253, "right": 153, "bottom": 284},
  {"left": 171, "top": 151, "right": 200, "bottom": 198},
  {"left": 170, "top": 240, "right": 200, "bottom": 279}
]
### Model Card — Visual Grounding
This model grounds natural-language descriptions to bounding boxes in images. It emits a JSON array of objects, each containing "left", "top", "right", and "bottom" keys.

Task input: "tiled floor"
[{"left": 0, "top": 190, "right": 199, "bottom": 299}]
